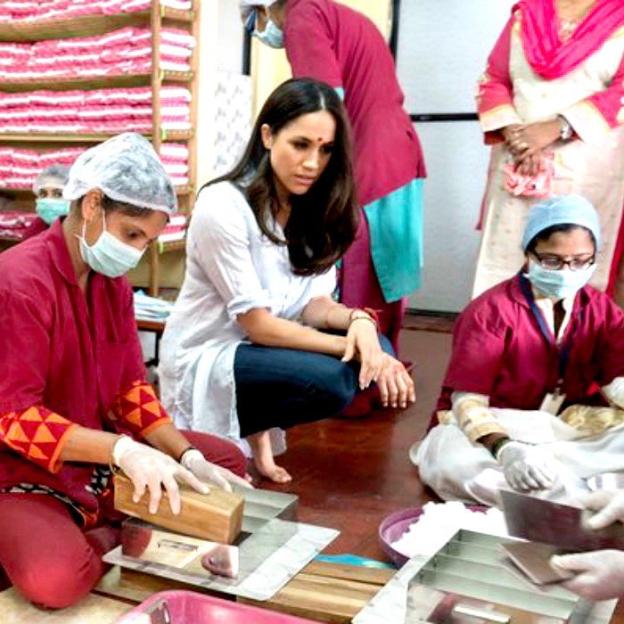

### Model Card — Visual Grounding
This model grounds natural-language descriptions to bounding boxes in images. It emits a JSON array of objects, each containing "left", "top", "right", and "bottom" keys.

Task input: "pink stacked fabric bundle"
[
  {"left": 0, "top": 27, "right": 195, "bottom": 81},
  {"left": 0, "top": 86, "right": 191, "bottom": 134},
  {"left": 0, "top": 143, "right": 189, "bottom": 190},
  {"left": 160, "top": 143, "right": 190, "bottom": 186},
  {"left": 0, "top": 0, "right": 193, "bottom": 24},
  {"left": 0, "top": 211, "right": 39, "bottom": 239}
]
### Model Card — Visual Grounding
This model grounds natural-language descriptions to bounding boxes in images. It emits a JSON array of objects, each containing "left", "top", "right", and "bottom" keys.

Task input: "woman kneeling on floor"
[
  {"left": 0, "top": 133, "right": 249, "bottom": 609},
  {"left": 159, "top": 78, "right": 415, "bottom": 484},
  {"left": 413, "top": 194, "right": 624, "bottom": 506}
]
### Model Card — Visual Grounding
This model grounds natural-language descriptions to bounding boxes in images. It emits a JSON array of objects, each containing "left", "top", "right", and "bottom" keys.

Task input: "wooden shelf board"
[
  {"left": 1, "top": 185, "right": 193, "bottom": 196},
  {"left": 0, "top": 71, "right": 193, "bottom": 93},
  {"left": 0, "top": 8, "right": 193, "bottom": 43},
  {"left": 0, "top": 130, "right": 193, "bottom": 143},
  {"left": 156, "top": 238, "right": 185, "bottom": 253}
]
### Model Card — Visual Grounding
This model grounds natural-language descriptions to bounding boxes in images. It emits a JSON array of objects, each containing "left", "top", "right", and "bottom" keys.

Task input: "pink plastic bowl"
[
  {"left": 379, "top": 505, "right": 488, "bottom": 567},
  {"left": 115, "top": 590, "right": 318, "bottom": 623}
]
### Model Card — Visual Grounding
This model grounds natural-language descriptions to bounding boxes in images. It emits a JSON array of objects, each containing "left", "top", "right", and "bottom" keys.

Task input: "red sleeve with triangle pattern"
[
  {"left": 0, "top": 406, "right": 77, "bottom": 473},
  {"left": 109, "top": 380, "right": 172, "bottom": 438}
]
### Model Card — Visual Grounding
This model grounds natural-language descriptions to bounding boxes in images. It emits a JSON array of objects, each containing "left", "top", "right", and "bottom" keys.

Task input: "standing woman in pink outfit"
[
  {"left": 240, "top": 0, "right": 426, "bottom": 353},
  {"left": 474, "top": 0, "right": 624, "bottom": 303}
]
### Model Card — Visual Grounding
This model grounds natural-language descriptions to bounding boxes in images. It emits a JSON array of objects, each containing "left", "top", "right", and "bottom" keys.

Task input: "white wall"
[{"left": 396, "top": 0, "right": 514, "bottom": 312}]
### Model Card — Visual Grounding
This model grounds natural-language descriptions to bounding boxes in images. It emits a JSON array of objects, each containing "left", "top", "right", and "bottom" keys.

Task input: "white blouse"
[{"left": 158, "top": 181, "right": 336, "bottom": 449}]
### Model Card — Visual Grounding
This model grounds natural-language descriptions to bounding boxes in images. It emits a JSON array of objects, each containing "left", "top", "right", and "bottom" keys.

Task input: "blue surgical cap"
[
  {"left": 64, "top": 133, "right": 176, "bottom": 215},
  {"left": 521, "top": 195, "right": 601, "bottom": 251}
]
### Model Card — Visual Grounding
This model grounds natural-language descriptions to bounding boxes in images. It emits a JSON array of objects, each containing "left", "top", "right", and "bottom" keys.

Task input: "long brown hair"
[{"left": 205, "top": 78, "right": 358, "bottom": 276}]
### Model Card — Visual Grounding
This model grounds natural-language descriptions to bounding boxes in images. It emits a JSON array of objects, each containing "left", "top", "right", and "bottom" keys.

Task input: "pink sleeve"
[
  {"left": 284, "top": 3, "right": 342, "bottom": 89},
  {"left": 476, "top": 15, "right": 522, "bottom": 143},
  {"left": 562, "top": 52, "right": 624, "bottom": 141}
]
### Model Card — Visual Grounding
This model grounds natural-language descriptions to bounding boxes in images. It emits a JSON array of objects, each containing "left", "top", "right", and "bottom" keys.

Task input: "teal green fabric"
[
  {"left": 365, "top": 178, "right": 424, "bottom": 302},
  {"left": 314, "top": 553, "right": 394, "bottom": 569}
]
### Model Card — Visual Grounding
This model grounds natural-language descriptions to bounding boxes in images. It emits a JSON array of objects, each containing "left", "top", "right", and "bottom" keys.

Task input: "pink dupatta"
[{"left": 516, "top": 0, "right": 624, "bottom": 79}]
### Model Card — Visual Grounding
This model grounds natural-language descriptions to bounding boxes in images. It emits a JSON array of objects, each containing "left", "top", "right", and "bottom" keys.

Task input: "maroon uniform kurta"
[
  {"left": 435, "top": 275, "right": 624, "bottom": 423},
  {"left": 284, "top": 0, "right": 425, "bottom": 207},
  {"left": 0, "top": 220, "right": 165, "bottom": 511}
]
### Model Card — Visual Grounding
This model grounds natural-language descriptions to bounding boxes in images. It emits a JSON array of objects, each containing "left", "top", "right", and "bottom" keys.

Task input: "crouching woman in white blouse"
[{"left": 159, "top": 78, "right": 415, "bottom": 483}]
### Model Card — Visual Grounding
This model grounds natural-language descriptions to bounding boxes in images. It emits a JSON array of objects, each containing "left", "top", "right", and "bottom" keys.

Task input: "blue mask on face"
[
  {"left": 78, "top": 213, "right": 145, "bottom": 278},
  {"left": 253, "top": 17, "right": 284, "bottom": 48},
  {"left": 36, "top": 197, "right": 70, "bottom": 225},
  {"left": 525, "top": 260, "right": 596, "bottom": 299}
]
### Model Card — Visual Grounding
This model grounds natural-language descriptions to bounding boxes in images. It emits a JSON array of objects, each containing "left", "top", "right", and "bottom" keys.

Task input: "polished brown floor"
[{"left": 260, "top": 323, "right": 453, "bottom": 561}]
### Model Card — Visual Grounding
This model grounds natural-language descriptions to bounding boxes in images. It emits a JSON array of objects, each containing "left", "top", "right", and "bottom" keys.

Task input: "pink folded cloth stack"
[
  {"left": 0, "top": 143, "right": 189, "bottom": 190},
  {"left": 0, "top": 211, "right": 39, "bottom": 240},
  {"left": 0, "top": 0, "right": 193, "bottom": 24},
  {"left": 0, "top": 85, "right": 191, "bottom": 134},
  {"left": 0, "top": 27, "right": 195, "bottom": 81}
]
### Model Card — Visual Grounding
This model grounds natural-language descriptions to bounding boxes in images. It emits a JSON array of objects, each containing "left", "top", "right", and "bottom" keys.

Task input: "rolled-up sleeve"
[{"left": 189, "top": 185, "right": 273, "bottom": 320}]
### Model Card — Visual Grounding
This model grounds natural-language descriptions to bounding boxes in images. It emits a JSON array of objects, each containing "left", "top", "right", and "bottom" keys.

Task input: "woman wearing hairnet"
[
  {"left": 240, "top": 0, "right": 426, "bottom": 354},
  {"left": 0, "top": 133, "right": 249, "bottom": 609},
  {"left": 413, "top": 195, "right": 624, "bottom": 506},
  {"left": 23, "top": 164, "right": 71, "bottom": 240}
]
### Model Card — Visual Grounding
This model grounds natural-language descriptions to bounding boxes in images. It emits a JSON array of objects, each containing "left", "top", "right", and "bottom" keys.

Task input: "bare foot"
[{"left": 247, "top": 430, "right": 292, "bottom": 484}]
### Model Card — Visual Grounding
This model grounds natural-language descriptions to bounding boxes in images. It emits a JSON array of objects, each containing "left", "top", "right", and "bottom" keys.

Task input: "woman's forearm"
[
  {"left": 238, "top": 308, "right": 347, "bottom": 356},
  {"left": 301, "top": 296, "right": 351, "bottom": 331},
  {"left": 144, "top": 423, "right": 192, "bottom": 461},
  {"left": 59, "top": 425, "right": 120, "bottom": 464}
]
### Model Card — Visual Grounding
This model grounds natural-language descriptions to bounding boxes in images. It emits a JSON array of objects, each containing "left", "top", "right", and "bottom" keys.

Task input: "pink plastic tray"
[{"left": 115, "top": 590, "right": 318, "bottom": 623}]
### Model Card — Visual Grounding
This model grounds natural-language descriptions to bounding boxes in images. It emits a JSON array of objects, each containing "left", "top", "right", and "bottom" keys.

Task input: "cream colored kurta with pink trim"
[{"left": 473, "top": 19, "right": 624, "bottom": 299}]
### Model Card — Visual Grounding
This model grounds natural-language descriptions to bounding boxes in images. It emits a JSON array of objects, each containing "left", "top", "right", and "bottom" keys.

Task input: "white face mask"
[
  {"left": 78, "top": 213, "right": 145, "bottom": 278},
  {"left": 525, "top": 259, "right": 596, "bottom": 299},
  {"left": 253, "top": 17, "right": 284, "bottom": 48}
]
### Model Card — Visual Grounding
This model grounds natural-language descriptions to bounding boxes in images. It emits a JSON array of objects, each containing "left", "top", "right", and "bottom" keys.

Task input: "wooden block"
[{"left": 113, "top": 472, "right": 244, "bottom": 544}]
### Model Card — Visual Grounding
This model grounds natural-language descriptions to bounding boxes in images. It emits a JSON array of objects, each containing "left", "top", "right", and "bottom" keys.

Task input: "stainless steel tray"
[{"left": 353, "top": 530, "right": 616, "bottom": 624}]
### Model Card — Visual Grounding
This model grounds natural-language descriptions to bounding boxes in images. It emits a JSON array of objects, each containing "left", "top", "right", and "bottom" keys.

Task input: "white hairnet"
[
  {"left": 63, "top": 133, "right": 177, "bottom": 215},
  {"left": 33, "top": 164, "right": 70, "bottom": 194},
  {"left": 239, "top": 0, "right": 277, "bottom": 20}
]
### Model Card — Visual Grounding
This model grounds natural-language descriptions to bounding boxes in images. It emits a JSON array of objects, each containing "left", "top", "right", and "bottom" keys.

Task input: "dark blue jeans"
[{"left": 233, "top": 335, "right": 394, "bottom": 437}]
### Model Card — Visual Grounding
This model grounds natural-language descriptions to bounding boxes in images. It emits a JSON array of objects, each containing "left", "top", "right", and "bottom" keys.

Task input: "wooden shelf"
[
  {"left": 1, "top": 185, "right": 193, "bottom": 196},
  {"left": 0, "top": 8, "right": 194, "bottom": 43},
  {"left": 0, "top": 130, "right": 193, "bottom": 143},
  {"left": 0, "top": 70, "right": 193, "bottom": 93},
  {"left": 156, "top": 238, "right": 185, "bottom": 253}
]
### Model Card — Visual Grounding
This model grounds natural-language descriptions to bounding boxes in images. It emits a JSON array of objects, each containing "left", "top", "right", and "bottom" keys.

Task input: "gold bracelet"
[{"left": 348, "top": 309, "right": 378, "bottom": 329}]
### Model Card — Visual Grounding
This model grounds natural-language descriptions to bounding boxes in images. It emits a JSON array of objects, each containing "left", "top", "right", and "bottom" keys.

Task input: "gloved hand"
[
  {"left": 180, "top": 449, "right": 253, "bottom": 492},
  {"left": 497, "top": 441, "right": 558, "bottom": 491},
  {"left": 113, "top": 436, "right": 208, "bottom": 515},
  {"left": 551, "top": 550, "right": 624, "bottom": 601},
  {"left": 581, "top": 490, "right": 624, "bottom": 530}
]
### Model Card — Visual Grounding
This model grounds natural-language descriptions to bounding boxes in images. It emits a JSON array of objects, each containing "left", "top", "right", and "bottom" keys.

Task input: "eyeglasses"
[{"left": 532, "top": 251, "right": 595, "bottom": 271}]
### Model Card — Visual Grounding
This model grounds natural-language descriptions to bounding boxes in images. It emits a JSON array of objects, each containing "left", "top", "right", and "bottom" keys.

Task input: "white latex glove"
[
  {"left": 180, "top": 449, "right": 253, "bottom": 492},
  {"left": 551, "top": 550, "right": 624, "bottom": 601},
  {"left": 581, "top": 490, "right": 624, "bottom": 530},
  {"left": 113, "top": 436, "right": 208, "bottom": 515},
  {"left": 497, "top": 441, "right": 558, "bottom": 491}
]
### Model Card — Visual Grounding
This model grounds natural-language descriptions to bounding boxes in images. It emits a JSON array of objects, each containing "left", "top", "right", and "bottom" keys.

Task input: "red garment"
[
  {"left": 477, "top": 11, "right": 624, "bottom": 146},
  {"left": 0, "top": 221, "right": 239, "bottom": 512},
  {"left": 0, "top": 431, "right": 245, "bottom": 609},
  {"left": 516, "top": 0, "right": 624, "bottom": 80},
  {"left": 283, "top": 0, "right": 425, "bottom": 207},
  {"left": 434, "top": 275, "right": 624, "bottom": 422},
  {"left": 20, "top": 216, "right": 48, "bottom": 240}
]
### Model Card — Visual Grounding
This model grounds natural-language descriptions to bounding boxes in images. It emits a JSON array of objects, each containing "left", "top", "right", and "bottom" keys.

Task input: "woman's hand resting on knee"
[
  {"left": 342, "top": 315, "right": 385, "bottom": 389},
  {"left": 376, "top": 354, "right": 416, "bottom": 409}
]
